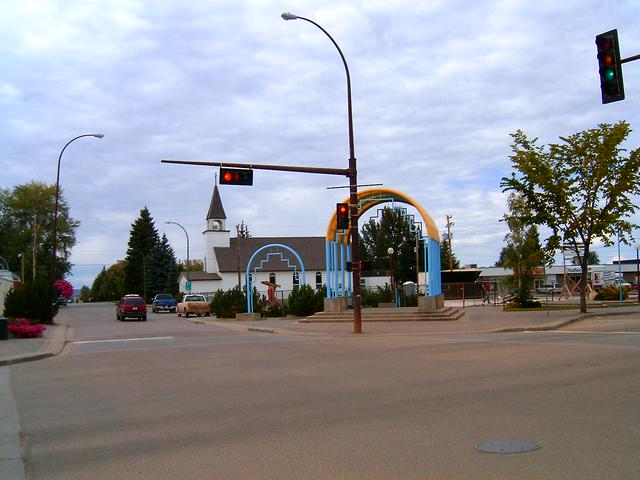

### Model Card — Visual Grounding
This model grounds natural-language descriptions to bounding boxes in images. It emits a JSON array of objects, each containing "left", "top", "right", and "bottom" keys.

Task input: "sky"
[{"left": 2, "top": 0, "right": 640, "bottom": 289}]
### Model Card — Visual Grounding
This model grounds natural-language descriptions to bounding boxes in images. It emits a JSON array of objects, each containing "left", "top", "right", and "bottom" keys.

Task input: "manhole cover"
[{"left": 476, "top": 440, "right": 540, "bottom": 454}]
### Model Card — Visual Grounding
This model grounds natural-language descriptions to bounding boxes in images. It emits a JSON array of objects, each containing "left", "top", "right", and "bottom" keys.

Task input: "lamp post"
[
  {"left": 282, "top": 12, "right": 363, "bottom": 333},
  {"left": 50, "top": 133, "right": 103, "bottom": 318},
  {"left": 636, "top": 245, "right": 640, "bottom": 303},
  {"left": 387, "top": 247, "right": 395, "bottom": 306},
  {"left": 165, "top": 221, "right": 190, "bottom": 292}
]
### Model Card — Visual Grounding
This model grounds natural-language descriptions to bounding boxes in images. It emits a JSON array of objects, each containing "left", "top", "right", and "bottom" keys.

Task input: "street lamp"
[
  {"left": 50, "top": 133, "right": 103, "bottom": 318},
  {"left": 387, "top": 247, "right": 395, "bottom": 306},
  {"left": 282, "top": 12, "right": 363, "bottom": 333},
  {"left": 165, "top": 221, "right": 190, "bottom": 292},
  {"left": 636, "top": 245, "right": 640, "bottom": 303}
]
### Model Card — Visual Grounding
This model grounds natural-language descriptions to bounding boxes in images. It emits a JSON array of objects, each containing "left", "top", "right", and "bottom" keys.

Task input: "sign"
[
  {"left": 601, "top": 271, "right": 615, "bottom": 285},
  {"left": 185, "top": 281, "right": 192, "bottom": 291}
]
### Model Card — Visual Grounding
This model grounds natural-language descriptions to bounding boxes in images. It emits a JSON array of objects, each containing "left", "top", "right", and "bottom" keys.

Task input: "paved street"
[{"left": 6, "top": 304, "right": 640, "bottom": 479}]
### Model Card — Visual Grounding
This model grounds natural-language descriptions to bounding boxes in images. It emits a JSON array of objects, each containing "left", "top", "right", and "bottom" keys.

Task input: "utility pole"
[
  {"left": 32, "top": 214, "right": 38, "bottom": 281},
  {"left": 415, "top": 235, "right": 420, "bottom": 295},
  {"left": 446, "top": 214, "right": 454, "bottom": 271}
]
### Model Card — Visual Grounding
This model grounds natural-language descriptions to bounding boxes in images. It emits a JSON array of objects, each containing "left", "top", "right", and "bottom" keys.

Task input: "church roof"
[
  {"left": 206, "top": 185, "right": 226, "bottom": 220},
  {"left": 215, "top": 237, "right": 326, "bottom": 272}
]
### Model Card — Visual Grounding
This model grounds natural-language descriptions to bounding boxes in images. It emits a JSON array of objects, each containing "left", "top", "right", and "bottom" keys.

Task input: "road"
[{"left": 8, "top": 304, "right": 640, "bottom": 479}]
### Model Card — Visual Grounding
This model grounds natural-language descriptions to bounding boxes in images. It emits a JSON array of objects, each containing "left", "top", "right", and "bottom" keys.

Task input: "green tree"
[
  {"left": 235, "top": 220, "right": 251, "bottom": 238},
  {"left": 124, "top": 207, "right": 160, "bottom": 301},
  {"left": 360, "top": 207, "right": 422, "bottom": 285},
  {"left": 79, "top": 285, "right": 91, "bottom": 302},
  {"left": 440, "top": 237, "right": 460, "bottom": 270},
  {"left": 147, "top": 234, "right": 179, "bottom": 297},
  {"left": 501, "top": 122, "right": 640, "bottom": 312},
  {"left": 499, "top": 194, "right": 547, "bottom": 305},
  {"left": 0, "top": 181, "right": 78, "bottom": 282}
]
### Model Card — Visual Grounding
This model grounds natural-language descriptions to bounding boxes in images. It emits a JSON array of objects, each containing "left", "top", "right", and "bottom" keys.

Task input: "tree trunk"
[{"left": 579, "top": 247, "right": 589, "bottom": 314}]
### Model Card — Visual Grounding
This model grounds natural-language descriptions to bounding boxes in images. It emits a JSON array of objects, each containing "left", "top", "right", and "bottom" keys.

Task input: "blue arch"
[{"left": 245, "top": 243, "right": 307, "bottom": 313}]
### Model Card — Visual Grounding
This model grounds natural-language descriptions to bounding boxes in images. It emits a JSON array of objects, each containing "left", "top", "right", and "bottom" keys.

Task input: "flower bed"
[{"left": 8, "top": 318, "right": 46, "bottom": 338}]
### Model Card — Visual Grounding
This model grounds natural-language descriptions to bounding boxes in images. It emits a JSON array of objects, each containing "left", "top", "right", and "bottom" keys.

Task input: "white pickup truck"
[{"left": 177, "top": 294, "right": 211, "bottom": 317}]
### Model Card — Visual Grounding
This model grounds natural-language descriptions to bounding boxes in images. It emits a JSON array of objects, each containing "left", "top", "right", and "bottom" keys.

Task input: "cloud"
[{"left": 2, "top": 0, "right": 639, "bottom": 287}]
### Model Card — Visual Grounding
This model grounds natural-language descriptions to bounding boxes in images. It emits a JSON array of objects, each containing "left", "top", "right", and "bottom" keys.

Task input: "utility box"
[{"left": 0, "top": 317, "right": 8, "bottom": 341}]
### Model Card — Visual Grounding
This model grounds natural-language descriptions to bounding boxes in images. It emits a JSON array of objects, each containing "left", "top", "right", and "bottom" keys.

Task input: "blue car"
[{"left": 151, "top": 294, "right": 177, "bottom": 313}]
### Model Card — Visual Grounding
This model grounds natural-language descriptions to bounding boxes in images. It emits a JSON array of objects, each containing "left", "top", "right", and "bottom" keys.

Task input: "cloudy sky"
[{"left": 2, "top": 0, "right": 639, "bottom": 288}]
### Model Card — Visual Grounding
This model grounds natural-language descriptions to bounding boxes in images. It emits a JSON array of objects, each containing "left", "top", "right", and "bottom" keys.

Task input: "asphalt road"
[{"left": 8, "top": 304, "right": 640, "bottom": 479}]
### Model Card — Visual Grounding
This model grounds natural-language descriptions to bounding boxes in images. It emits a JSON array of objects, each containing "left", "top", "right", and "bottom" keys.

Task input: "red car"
[{"left": 116, "top": 294, "right": 147, "bottom": 321}]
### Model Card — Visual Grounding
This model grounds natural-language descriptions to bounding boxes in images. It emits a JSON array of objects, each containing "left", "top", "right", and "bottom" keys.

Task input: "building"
[{"left": 179, "top": 185, "right": 332, "bottom": 299}]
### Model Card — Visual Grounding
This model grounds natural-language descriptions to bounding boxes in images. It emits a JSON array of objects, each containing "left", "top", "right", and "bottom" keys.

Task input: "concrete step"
[{"left": 301, "top": 306, "right": 465, "bottom": 323}]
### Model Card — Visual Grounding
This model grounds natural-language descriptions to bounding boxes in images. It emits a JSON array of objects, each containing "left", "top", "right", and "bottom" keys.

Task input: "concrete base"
[
  {"left": 324, "top": 297, "right": 348, "bottom": 313},
  {"left": 418, "top": 294, "right": 445, "bottom": 312},
  {"left": 236, "top": 313, "right": 261, "bottom": 321}
]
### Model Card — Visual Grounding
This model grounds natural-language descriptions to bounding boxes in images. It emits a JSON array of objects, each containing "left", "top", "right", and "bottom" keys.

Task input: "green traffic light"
[{"left": 604, "top": 68, "right": 615, "bottom": 81}]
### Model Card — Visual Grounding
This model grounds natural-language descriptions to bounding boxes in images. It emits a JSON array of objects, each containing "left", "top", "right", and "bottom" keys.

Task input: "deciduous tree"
[{"left": 501, "top": 122, "right": 640, "bottom": 312}]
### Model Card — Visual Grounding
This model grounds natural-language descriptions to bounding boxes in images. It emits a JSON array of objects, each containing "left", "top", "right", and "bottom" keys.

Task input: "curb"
[{"left": 0, "top": 324, "right": 70, "bottom": 367}]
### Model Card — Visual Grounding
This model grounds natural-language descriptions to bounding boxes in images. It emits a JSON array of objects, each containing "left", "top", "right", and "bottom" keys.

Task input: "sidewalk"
[
  {"left": 203, "top": 301, "right": 640, "bottom": 337},
  {"left": 0, "top": 323, "right": 70, "bottom": 367}
]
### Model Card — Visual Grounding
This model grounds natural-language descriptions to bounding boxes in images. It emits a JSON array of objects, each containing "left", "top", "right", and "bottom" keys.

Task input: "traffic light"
[
  {"left": 336, "top": 203, "right": 349, "bottom": 229},
  {"left": 219, "top": 168, "right": 253, "bottom": 186},
  {"left": 596, "top": 29, "right": 624, "bottom": 104}
]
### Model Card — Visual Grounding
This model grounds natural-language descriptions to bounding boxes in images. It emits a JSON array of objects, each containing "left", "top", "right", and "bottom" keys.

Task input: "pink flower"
[
  {"left": 53, "top": 279, "right": 73, "bottom": 298},
  {"left": 8, "top": 319, "right": 46, "bottom": 338}
]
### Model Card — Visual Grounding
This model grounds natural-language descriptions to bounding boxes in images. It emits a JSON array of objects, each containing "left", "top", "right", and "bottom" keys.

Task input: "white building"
[{"left": 179, "top": 185, "right": 330, "bottom": 299}]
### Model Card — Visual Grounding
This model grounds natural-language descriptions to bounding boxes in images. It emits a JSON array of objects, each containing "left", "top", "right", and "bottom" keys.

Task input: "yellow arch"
[{"left": 326, "top": 187, "right": 440, "bottom": 244}]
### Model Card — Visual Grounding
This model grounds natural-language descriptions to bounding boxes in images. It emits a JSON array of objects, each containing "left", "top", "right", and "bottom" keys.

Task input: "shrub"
[
  {"left": 8, "top": 318, "right": 46, "bottom": 338},
  {"left": 288, "top": 285, "right": 323, "bottom": 317},
  {"left": 595, "top": 284, "right": 629, "bottom": 301},
  {"left": 210, "top": 286, "right": 260, "bottom": 318}
]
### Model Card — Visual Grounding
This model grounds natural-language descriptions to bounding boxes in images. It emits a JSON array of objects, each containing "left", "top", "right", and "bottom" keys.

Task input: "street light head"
[
  {"left": 92, "top": 133, "right": 104, "bottom": 138},
  {"left": 281, "top": 12, "right": 299, "bottom": 20},
  {"left": 387, "top": 247, "right": 394, "bottom": 255}
]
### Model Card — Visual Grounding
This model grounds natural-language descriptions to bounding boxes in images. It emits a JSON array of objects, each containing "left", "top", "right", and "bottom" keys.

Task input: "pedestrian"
[{"left": 482, "top": 283, "right": 491, "bottom": 306}]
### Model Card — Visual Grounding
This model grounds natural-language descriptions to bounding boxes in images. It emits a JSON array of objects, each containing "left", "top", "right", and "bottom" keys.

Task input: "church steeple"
[
  {"left": 203, "top": 184, "right": 230, "bottom": 273},
  {"left": 207, "top": 184, "right": 226, "bottom": 223}
]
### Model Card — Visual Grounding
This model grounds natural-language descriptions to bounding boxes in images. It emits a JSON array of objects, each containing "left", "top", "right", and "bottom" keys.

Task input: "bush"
[
  {"left": 595, "top": 284, "right": 629, "bottom": 301},
  {"left": 210, "top": 286, "right": 260, "bottom": 318},
  {"left": 288, "top": 285, "right": 324, "bottom": 317},
  {"left": 362, "top": 285, "right": 394, "bottom": 308},
  {"left": 8, "top": 318, "right": 46, "bottom": 338},
  {"left": 3, "top": 278, "right": 57, "bottom": 323}
]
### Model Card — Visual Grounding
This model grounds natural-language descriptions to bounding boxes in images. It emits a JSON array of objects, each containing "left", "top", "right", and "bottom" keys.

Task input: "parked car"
[
  {"left": 116, "top": 294, "right": 147, "bottom": 321},
  {"left": 152, "top": 293, "right": 177, "bottom": 313},
  {"left": 177, "top": 294, "right": 211, "bottom": 317},
  {"left": 536, "top": 284, "right": 563, "bottom": 295}
]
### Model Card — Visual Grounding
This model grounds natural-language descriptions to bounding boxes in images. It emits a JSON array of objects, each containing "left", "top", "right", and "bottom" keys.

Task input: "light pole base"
[
  {"left": 418, "top": 294, "right": 445, "bottom": 312},
  {"left": 324, "top": 297, "right": 348, "bottom": 313}
]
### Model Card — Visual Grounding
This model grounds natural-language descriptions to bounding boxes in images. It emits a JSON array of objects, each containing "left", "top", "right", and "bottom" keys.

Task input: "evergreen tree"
[
  {"left": 235, "top": 220, "right": 251, "bottom": 238},
  {"left": 91, "top": 267, "right": 107, "bottom": 301},
  {"left": 124, "top": 207, "right": 160, "bottom": 301},
  {"left": 439, "top": 237, "right": 460, "bottom": 270},
  {"left": 147, "top": 234, "right": 179, "bottom": 297}
]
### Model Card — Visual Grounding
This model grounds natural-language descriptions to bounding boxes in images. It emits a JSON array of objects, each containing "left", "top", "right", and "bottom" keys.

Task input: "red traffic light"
[
  {"left": 219, "top": 168, "right": 253, "bottom": 186},
  {"left": 336, "top": 203, "right": 349, "bottom": 229}
]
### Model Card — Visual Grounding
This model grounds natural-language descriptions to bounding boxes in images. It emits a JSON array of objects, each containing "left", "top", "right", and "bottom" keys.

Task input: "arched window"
[
  {"left": 269, "top": 272, "right": 276, "bottom": 284},
  {"left": 315, "top": 272, "right": 322, "bottom": 290},
  {"left": 293, "top": 271, "right": 299, "bottom": 287}
]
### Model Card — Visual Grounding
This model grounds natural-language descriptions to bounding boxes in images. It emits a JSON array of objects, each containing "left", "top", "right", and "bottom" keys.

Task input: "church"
[{"left": 177, "top": 185, "right": 331, "bottom": 299}]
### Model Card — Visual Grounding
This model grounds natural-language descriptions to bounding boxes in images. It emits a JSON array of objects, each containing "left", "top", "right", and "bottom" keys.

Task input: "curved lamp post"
[
  {"left": 282, "top": 12, "right": 363, "bottom": 333},
  {"left": 165, "top": 221, "right": 190, "bottom": 292},
  {"left": 50, "top": 134, "right": 103, "bottom": 310}
]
